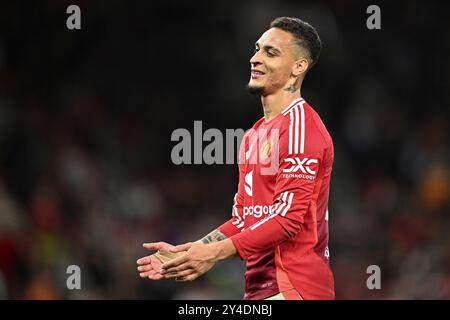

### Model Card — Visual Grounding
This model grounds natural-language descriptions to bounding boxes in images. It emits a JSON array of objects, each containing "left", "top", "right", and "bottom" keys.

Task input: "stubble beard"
[{"left": 246, "top": 83, "right": 265, "bottom": 95}]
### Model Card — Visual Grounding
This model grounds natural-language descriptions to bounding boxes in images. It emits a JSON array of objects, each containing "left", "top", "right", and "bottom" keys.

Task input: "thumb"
[{"left": 169, "top": 242, "right": 193, "bottom": 253}]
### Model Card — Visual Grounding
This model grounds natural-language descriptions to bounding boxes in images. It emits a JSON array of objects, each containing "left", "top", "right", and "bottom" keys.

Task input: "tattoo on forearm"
[{"left": 200, "top": 229, "right": 228, "bottom": 244}]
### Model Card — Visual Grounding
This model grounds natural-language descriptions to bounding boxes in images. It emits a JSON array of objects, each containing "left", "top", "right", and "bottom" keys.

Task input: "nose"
[{"left": 250, "top": 50, "right": 262, "bottom": 67}]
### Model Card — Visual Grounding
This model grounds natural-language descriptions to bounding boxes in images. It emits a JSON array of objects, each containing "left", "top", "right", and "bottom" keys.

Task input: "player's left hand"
[
  {"left": 136, "top": 241, "right": 176, "bottom": 280},
  {"left": 160, "top": 242, "right": 219, "bottom": 282}
]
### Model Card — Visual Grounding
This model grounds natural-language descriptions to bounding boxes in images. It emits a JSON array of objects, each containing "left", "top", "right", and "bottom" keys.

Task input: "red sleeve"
[
  {"left": 230, "top": 112, "right": 323, "bottom": 260},
  {"left": 218, "top": 191, "right": 245, "bottom": 237}
]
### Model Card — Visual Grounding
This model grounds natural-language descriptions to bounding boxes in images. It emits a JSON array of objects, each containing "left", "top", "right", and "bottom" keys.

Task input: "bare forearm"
[
  {"left": 196, "top": 229, "right": 237, "bottom": 260},
  {"left": 197, "top": 229, "right": 228, "bottom": 244},
  {"left": 210, "top": 238, "right": 237, "bottom": 261}
]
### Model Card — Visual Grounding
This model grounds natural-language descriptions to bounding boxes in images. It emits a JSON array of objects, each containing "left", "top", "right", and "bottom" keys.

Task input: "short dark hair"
[{"left": 270, "top": 17, "right": 322, "bottom": 69}]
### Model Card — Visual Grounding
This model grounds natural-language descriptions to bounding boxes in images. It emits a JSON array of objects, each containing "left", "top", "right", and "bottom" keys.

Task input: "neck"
[{"left": 261, "top": 88, "right": 302, "bottom": 122}]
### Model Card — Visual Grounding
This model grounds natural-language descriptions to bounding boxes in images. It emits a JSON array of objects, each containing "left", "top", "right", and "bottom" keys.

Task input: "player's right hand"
[{"left": 136, "top": 242, "right": 175, "bottom": 280}]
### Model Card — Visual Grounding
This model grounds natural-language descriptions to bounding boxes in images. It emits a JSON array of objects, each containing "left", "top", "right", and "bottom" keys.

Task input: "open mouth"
[{"left": 251, "top": 69, "right": 265, "bottom": 79}]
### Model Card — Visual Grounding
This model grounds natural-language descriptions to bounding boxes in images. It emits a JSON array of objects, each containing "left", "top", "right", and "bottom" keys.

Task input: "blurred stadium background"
[{"left": 0, "top": 0, "right": 449, "bottom": 299}]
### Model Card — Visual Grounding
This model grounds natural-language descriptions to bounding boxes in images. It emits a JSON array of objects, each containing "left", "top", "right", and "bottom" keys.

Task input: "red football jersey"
[{"left": 219, "top": 97, "right": 335, "bottom": 300}]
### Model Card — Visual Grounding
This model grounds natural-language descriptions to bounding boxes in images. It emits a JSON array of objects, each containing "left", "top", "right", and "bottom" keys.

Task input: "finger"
[
  {"left": 163, "top": 268, "right": 195, "bottom": 280},
  {"left": 161, "top": 261, "right": 192, "bottom": 275},
  {"left": 160, "top": 267, "right": 191, "bottom": 277},
  {"left": 169, "top": 242, "right": 193, "bottom": 253},
  {"left": 148, "top": 272, "right": 164, "bottom": 280},
  {"left": 137, "top": 265, "right": 153, "bottom": 272},
  {"left": 139, "top": 270, "right": 156, "bottom": 278},
  {"left": 141, "top": 269, "right": 164, "bottom": 280},
  {"left": 176, "top": 274, "right": 198, "bottom": 282},
  {"left": 143, "top": 242, "right": 173, "bottom": 251},
  {"left": 148, "top": 274, "right": 163, "bottom": 280},
  {"left": 137, "top": 255, "right": 153, "bottom": 265},
  {"left": 161, "top": 254, "right": 189, "bottom": 270}
]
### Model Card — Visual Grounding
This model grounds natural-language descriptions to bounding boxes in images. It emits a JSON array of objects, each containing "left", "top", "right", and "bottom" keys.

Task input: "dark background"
[{"left": 0, "top": 0, "right": 449, "bottom": 299}]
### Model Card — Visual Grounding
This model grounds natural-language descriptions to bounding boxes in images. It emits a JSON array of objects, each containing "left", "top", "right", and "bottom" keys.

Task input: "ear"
[{"left": 292, "top": 57, "right": 309, "bottom": 77}]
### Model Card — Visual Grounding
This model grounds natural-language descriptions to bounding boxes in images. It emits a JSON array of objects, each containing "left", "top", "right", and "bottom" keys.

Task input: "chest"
[{"left": 240, "top": 123, "right": 281, "bottom": 202}]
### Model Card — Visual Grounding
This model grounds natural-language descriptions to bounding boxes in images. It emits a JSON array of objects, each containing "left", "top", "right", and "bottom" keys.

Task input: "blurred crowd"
[{"left": 0, "top": 0, "right": 449, "bottom": 299}]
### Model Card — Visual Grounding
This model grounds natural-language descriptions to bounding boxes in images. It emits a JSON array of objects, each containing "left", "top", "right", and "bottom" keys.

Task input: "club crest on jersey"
[
  {"left": 282, "top": 157, "right": 318, "bottom": 180},
  {"left": 259, "top": 138, "right": 272, "bottom": 161}
]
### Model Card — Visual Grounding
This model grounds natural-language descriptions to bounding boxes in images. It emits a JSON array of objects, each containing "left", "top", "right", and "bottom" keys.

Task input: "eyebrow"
[{"left": 255, "top": 42, "right": 282, "bottom": 54}]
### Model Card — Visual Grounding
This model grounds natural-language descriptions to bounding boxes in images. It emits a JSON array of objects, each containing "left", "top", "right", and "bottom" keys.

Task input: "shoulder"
[{"left": 279, "top": 99, "right": 332, "bottom": 156}]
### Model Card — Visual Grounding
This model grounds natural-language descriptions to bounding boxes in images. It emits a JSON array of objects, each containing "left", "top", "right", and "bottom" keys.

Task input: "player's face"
[{"left": 248, "top": 28, "right": 299, "bottom": 95}]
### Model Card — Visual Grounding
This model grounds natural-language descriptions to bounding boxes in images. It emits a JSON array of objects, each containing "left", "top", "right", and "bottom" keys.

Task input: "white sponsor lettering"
[
  {"left": 281, "top": 173, "right": 316, "bottom": 180},
  {"left": 283, "top": 157, "right": 318, "bottom": 175},
  {"left": 242, "top": 205, "right": 274, "bottom": 218}
]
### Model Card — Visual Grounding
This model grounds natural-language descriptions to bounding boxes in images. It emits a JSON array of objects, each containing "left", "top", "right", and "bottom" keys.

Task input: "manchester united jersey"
[{"left": 219, "top": 97, "right": 335, "bottom": 300}]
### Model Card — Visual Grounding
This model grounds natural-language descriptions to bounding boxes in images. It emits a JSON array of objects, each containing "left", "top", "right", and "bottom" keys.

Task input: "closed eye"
[{"left": 254, "top": 44, "right": 279, "bottom": 57}]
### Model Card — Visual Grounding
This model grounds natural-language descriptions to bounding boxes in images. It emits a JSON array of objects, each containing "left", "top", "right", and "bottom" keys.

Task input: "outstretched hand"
[
  {"left": 160, "top": 241, "right": 226, "bottom": 282},
  {"left": 137, "top": 239, "right": 236, "bottom": 282},
  {"left": 136, "top": 242, "right": 177, "bottom": 280}
]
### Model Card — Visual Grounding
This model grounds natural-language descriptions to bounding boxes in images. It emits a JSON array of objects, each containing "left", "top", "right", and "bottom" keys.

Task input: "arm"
[
  {"left": 196, "top": 229, "right": 228, "bottom": 244},
  {"left": 230, "top": 167, "right": 318, "bottom": 259}
]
